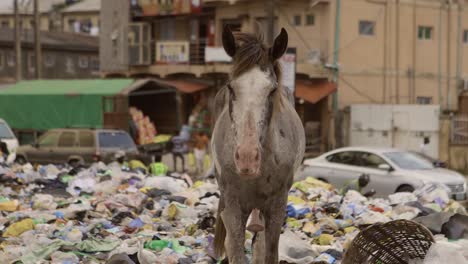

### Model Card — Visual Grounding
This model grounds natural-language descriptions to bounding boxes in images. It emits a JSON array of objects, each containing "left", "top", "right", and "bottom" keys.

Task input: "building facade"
[
  {"left": 0, "top": 28, "right": 99, "bottom": 81},
  {"left": 99, "top": 0, "right": 468, "bottom": 153},
  {"left": 61, "top": 0, "right": 100, "bottom": 35},
  {"left": 0, "top": 0, "right": 99, "bottom": 35},
  {"left": 337, "top": 0, "right": 468, "bottom": 113}
]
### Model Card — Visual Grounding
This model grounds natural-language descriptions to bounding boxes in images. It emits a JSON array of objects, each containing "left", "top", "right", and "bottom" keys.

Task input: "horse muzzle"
[{"left": 234, "top": 145, "right": 261, "bottom": 179}]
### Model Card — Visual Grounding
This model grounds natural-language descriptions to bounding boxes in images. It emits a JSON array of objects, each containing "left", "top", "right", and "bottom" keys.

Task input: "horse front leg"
[
  {"left": 221, "top": 200, "right": 248, "bottom": 264},
  {"left": 264, "top": 194, "right": 288, "bottom": 264}
]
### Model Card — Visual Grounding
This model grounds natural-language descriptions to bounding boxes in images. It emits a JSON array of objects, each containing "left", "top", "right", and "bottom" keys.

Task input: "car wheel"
[
  {"left": 68, "top": 159, "right": 83, "bottom": 168},
  {"left": 396, "top": 185, "right": 415, "bottom": 193},
  {"left": 16, "top": 156, "right": 27, "bottom": 165}
]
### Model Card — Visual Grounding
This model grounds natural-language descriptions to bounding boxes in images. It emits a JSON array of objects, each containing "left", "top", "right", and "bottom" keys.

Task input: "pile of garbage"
[
  {"left": 282, "top": 177, "right": 468, "bottom": 263},
  {"left": 0, "top": 162, "right": 467, "bottom": 264}
]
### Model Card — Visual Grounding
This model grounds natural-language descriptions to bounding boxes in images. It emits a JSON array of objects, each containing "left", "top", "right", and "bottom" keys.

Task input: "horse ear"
[
  {"left": 222, "top": 25, "right": 236, "bottom": 57},
  {"left": 270, "top": 28, "right": 288, "bottom": 61}
]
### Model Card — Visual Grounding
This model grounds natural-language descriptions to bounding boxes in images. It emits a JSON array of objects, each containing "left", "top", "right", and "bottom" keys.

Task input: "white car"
[
  {"left": 0, "top": 119, "right": 18, "bottom": 164},
  {"left": 296, "top": 147, "right": 467, "bottom": 201}
]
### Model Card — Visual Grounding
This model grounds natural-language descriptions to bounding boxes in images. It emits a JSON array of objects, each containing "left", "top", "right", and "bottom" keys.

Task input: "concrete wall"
[{"left": 336, "top": 0, "right": 465, "bottom": 111}]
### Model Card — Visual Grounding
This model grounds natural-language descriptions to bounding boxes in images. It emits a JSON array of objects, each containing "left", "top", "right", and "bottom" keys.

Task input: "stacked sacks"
[{"left": 129, "top": 107, "right": 157, "bottom": 145}]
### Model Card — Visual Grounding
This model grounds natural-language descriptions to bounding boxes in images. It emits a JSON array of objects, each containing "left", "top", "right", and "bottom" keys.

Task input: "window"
[
  {"left": 1, "top": 20, "right": 9, "bottom": 28},
  {"left": 44, "top": 54, "right": 55, "bottom": 67},
  {"left": 326, "top": 151, "right": 359, "bottom": 166},
  {"left": 417, "top": 96, "right": 433, "bottom": 105},
  {"left": 38, "top": 132, "right": 60, "bottom": 147},
  {"left": 90, "top": 57, "right": 99, "bottom": 71},
  {"left": 58, "top": 132, "right": 76, "bottom": 147},
  {"left": 28, "top": 53, "right": 35, "bottom": 73},
  {"left": 418, "top": 26, "right": 433, "bottom": 40},
  {"left": 30, "top": 19, "right": 34, "bottom": 28},
  {"left": 79, "top": 132, "right": 94, "bottom": 147},
  {"left": 293, "top": 15, "right": 302, "bottom": 26},
  {"left": 0, "top": 51, "right": 4, "bottom": 70},
  {"left": 359, "top": 20, "right": 375, "bottom": 36},
  {"left": 384, "top": 152, "right": 434, "bottom": 170},
  {"left": 68, "top": 19, "right": 76, "bottom": 32},
  {"left": 78, "top": 56, "right": 89, "bottom": 68},
  {"left": 0, "top": 122, "right": 14, "bottom": 139},
  {"left": 7, "top": 52, "right": 15, "bottom": 67},
  {"left": 306, "top": 14, "right": 315, "bottom": 26},
  {"left": 463, "top": 30, "right": 468, "bottom": 44},
  {"left": 358, "top": 152, "right": 387, "bottom": 169},
  {"left": 98, "top": 131, "right": 136, "bottom": 150}
]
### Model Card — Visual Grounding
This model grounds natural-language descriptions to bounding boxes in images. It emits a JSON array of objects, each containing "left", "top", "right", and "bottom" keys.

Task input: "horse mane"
[{"left": 230, "top": 31, "right": 286, "bottom": 111}]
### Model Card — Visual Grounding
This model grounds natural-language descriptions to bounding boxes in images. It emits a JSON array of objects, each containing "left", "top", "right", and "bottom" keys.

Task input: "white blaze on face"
[{"left": 231, "top": 66, "right": 275, "bottom": 142}]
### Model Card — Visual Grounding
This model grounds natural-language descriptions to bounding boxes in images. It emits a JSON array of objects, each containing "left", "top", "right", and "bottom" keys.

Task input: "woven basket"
[{"left": 342, "top": 219, "right": 434, "bottom": 264}]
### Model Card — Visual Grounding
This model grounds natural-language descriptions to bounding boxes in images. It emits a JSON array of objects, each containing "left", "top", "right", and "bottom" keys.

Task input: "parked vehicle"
[
  {"left": 296, "top": 147, "right": 467, "bottom": 201},
  {"left": 0, "top": 119, "right": 18, "bottom": 163},
  {"left": 16, "top": 128, "right": 149, "bottom": 166}
]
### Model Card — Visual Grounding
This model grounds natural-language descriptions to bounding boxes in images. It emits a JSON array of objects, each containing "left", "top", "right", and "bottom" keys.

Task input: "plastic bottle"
[{"left": 144, "top": 240, "right": 170, "bottom": 251}]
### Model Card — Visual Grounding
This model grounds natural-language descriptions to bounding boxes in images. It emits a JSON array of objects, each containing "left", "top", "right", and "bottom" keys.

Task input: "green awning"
[{"left": 0, "top": 79, "right": 134, "bottom": 130}]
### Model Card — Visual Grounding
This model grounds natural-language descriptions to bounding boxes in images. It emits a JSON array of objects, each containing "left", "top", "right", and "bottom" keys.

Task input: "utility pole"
[
  {"left": 267, "top": 0, "right": 275, "bottom": 45},
  {"left": 34, "top": 0, "right": 41, "bottom": 79},
  {"left": 330, "top": 0, "right": 341, "bottom": 148},
  {"left": 14, "top": 0, "right": 21, "bottom": 81}
]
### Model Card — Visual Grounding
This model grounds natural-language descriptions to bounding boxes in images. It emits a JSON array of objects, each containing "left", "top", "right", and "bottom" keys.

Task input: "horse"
[{"left": 211, "top": 26, "right": 305, "bottom": 264}]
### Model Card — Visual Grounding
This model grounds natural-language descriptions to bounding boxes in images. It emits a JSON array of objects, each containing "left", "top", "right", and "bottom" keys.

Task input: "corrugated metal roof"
[
  {"left": 295, "top": 79, "right": 337, "bottom": 104},
  {"left": 0, "top": 28, "right": 98, "bottom": 50},
  {"left": 62, "top": 0, "right": 100, "bottom": 13},
  {"left": 0, "top": 79, "right": 134, "bottom": 95}
]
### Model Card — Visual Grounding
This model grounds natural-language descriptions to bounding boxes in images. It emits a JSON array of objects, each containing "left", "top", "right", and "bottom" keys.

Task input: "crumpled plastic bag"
[
  {"left": 388, "top": 192, "right": 417, "bottom": 205},
  {"left": 51, "top": 251, "right": 79, "bottom": 264},
  {"left": 409, "top": 242, "right": 468, "bottom": 264},
  {"left": 278, "top": 229, "right": 319, "bottom": 264},
  {"left": 32, "top": 194, "right": 57, "bottom": 210},
  {"left": 66, "top": 176, "right": 97, "bottom": 196},
  {"left": 391, "top": 205, "right": 421, "bottom": 220},
  {"left": 414, "top": 184, "right": 450, "bottom": 205},
  {"left": 3, "top": 218, "right": 35, "bottom": 237},
  {"left": 144, "top": 176, "right": 187, "bottom": 194}
]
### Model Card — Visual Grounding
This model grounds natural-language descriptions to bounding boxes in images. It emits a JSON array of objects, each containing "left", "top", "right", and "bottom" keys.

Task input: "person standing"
[
  {"left": 193, "top": 131, "right": 209, "bottom": 175},
  {"left": 420, "top": 137, "right": 430, "bottom": 156},
  {"left": 171, "top": 133, "right": 188, "bottom": 172}
]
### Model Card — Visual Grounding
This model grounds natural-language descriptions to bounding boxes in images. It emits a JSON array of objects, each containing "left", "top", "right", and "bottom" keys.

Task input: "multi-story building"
[
  {"left": 100, "top": 0, "right": 335, "bottom": 152},
  {"left": 99, "top": 0, "right": 468, "bottom": 152},
  {"left": 0, "top": 0, "right": 100, "bottom": 35},
  {"left": 61, "top": 0, "right": 100, "bottom": 35},
  {"left": 0, "top": 0, "right": 64, "bottom": 31},
  {"left": 0, "top": 28, "right": 99, "bottom": 81}
]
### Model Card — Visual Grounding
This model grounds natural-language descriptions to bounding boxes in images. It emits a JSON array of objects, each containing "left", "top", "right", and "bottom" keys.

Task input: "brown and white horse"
[{"left": 211, "top": 26, "right": 305, "bottom": 264}]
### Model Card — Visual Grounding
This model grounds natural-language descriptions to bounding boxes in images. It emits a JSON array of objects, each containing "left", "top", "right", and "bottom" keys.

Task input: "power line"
[
  {"left": 338, "top": 76, "right": 379, "bottom": 103},
  {"left": 323, "top": 6, "right": 386, "bottom": 61}
]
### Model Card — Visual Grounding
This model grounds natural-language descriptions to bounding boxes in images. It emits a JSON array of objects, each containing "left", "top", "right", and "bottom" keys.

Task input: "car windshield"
[
  {"left": 384, "top": 152, "right": 434, "bottom": 170},
  {"left": 0, "top": 122, "right": 14, "bottom": 139},
  {"left": 98, "top": 131, "right": 136, "bottom": 150}
]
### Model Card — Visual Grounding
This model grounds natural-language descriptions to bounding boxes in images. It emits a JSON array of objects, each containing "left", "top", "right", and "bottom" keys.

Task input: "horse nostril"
[
  {"left": 235, "top": 150, "right": 240, "bottom": 160},
  {"left": 240, "top": 168, "right": 249, "bottom": 174}
]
